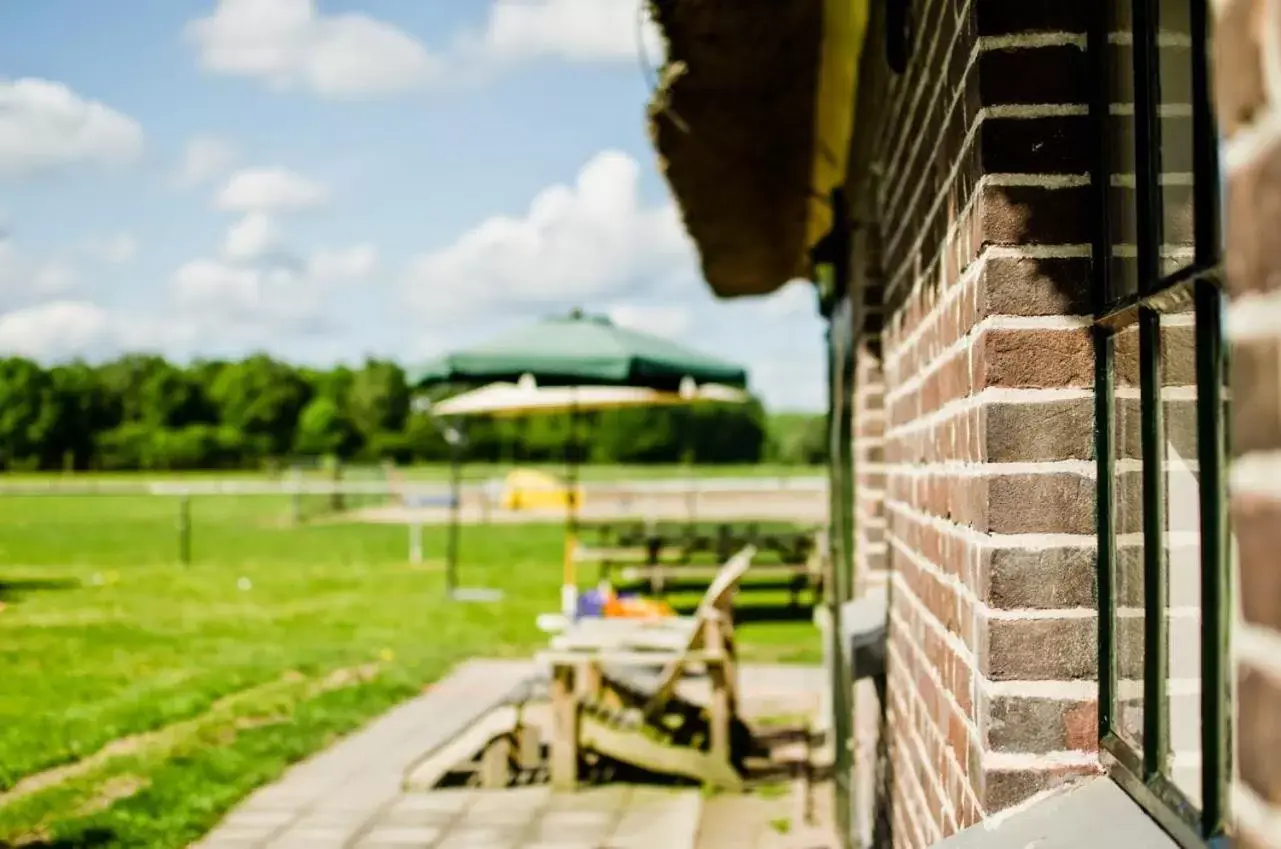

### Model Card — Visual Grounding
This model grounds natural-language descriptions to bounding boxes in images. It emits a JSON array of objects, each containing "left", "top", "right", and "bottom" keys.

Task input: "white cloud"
[
  {"left": 476, "top": 0, "right": 661, "bottom": 64},
  {"left": 0, "top": 239, "right": 79, "bottom": 308},
  {"left": 308, "top": 243, "right": 377, "bottom": 280},
  {"left": 174, "top": 135, "right": 237, "bottom": 187},
  {"left": 0, "top": 299, "right": 198, "bottom": 361},
  {"left": 222, "top": 212, "right": 280, "bottom": 262},
  {"left": 170, "top": 257, "right": 323, "bottom": 335},
  {"left": 85, "top": 233, "right": 138, "bottom": 265},
  {"left": 404, "top": 150, "right": 692, "bottom": 322},
  {"left": 0, "top": 300, "right": 116, "bottom": 359},
  {"left": 216, "top": 167, "right": 328, "bottom": 213},
  {"left": 183, "top": 0, "right": 659, "bottom": 99},
  {"left": 607, "top": 304, "right": 692, "bottom": 339},
  {"left": 0, "top": 78, "right": 144, "bottom": 177},
  {"left": 185, "top": 0, "right": 438, "bottom": 97},
  {"left": 759, "top": 279, "right": 817, "bottom": 319},
  {"left": 171, "top": 239, "right": 374, "bottom": 331}
]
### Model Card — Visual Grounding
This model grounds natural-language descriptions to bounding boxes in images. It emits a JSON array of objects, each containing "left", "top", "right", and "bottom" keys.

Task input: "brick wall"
[
  {"left": 1213, "top": 1, "right": 1281, "bottom": 845},
  {"left": 849, "top": 216, "right": 890, "bottom": 846},
  {"left": 855, "top": 340, "right": 888, "bottom": 595},
  {"left": 844, "top": 0, "right": 1106, "bottom": 844}
]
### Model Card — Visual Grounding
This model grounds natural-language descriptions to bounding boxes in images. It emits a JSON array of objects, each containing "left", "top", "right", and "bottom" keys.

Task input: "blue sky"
[{"left": 0, "top": 0, "right": 824, "bottom": 410}]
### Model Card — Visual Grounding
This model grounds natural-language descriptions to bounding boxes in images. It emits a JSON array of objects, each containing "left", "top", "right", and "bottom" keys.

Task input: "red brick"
[
  {"left": 978, "top": 327, "right": 1093, "bottom": 389},
  {"left": 983, "top": 472, "right": 1096, "bottom": 535},
  {"left": 984, "top": 398, "right": 1095, "bottom": 462},
  {"left": 1232, "top": 336, "right": 1281, "bottom": 454},
  {"left": 1226, "top": 131, "right": 1281, "bottom": 298},
  {"left": 983, "top": 616, "right": 1097, "bottom": 681},
  {"left": 978, "top": 185, "right": 1094, "bottom": 247},
  {"left": 1213, "top": 0, "right": 1268, "bottom": 135},
  {"left": 1238, "top": 664, "right": 1281, "bottom": 805},
  {"left": 979, "top": 255, "right": 1093, "bottom": 318},
  {"left": 982, "top": 692, "right": 1098, "bottom": 752},
  {"left": 1234, "top": 491, "right": 1281, "bottom": 630},
  {"left": 982, "top": 544, "right": 1097, "bottom": 609},
  {"left": 980, "top": 765, "right": 1101, "bottom": 811}
]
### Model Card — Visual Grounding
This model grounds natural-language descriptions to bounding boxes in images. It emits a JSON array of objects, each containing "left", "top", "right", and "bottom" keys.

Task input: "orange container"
[{"left": 604, "top": 595, "right": 675, "bottom": 619}]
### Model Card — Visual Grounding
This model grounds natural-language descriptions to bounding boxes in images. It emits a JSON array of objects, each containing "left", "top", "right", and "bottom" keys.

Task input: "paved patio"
[{"left": 192, "top": 660, "right": 833, "bottom": 849}]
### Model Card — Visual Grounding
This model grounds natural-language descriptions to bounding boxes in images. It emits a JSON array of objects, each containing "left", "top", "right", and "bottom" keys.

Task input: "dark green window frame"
[
  {"left": 826, "top": 287, "right": 857, "bottom": 848},
  {"left": 816, "top": 190, "right": 858, "bottom": 849},
  {"left": 1090, "top": 0, "right": 1230, "bottom": 846}
]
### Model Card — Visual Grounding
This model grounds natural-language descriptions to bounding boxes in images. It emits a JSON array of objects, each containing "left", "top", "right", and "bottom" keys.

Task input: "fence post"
[
  {"left": 177, "top": 495, "right": 191, "bottom": 565},
  {"left": 330, "top": 460, "right": 344, "bottom": 513},
  {"left": 287, "top": 468, "right": 302, "bottom": 525},
  {"left": 409, "top": 517, "right": 423, "bottom": 564}
]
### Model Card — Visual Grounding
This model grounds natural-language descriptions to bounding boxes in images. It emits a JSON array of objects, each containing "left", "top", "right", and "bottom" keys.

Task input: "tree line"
[{"left": 0, "top": 354, "right": 827, "bottom": 472}]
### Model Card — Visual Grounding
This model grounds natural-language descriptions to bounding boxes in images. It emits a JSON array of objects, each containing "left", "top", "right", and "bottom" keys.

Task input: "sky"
[{"left": 0, "top": 0, "right": 825, "bottom": 411}]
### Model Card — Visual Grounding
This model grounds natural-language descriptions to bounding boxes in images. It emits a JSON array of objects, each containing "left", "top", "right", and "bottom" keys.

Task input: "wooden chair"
[
  {"left": 537, "top": 545, "right": 758, "bottom": 791},
  {"left": 547, "top": 544, "right": 755, "bottom": 655}
]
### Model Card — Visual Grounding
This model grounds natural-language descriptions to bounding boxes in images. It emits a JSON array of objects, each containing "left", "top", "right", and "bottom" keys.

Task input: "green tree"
[
  {"left": 347, "top": 359, "right": 410, "bottom": 439},
  {"left": 688, "top": 398, "right": 768, "bottom": 463},
  {"left": 138, "top": 365, "right": 214, "bottom": 427},
  {"left": 302, "top": 365, "right": 354, "bottom": 405},
  {"left": 208, "top": 354, "right": 311, "bottom": 458},
  {"left": 95, "top": 354, "right": 173, "bottom": 427},
  {"left": 47, "top": 361, "right": 113, "bottom": 469},
  {"left": 589, "top": 407, "right": 680, "bottom": 463},
  {"left": 294, "top": 396, "right": 358, "bottom": 457},
  {"left": 189, "top": 359, "right": 230, "bottom": 404},
  {"left": 0, "top": 358, "right": 60, "bottom": 470},
  {"left": 403, "top": 413, "right": 452, "bottom": 462}
]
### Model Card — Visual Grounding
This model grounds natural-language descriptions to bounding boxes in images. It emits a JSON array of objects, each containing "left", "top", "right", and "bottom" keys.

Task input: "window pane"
[
  {"left": 1157, "top": 0, "right": 1196, "bottom": 277},
  {"left": 1113, "top": 319, "right": 1146, "bottom": 752},
  {"left": 1107, "top": 0, "right": 1141, "bottom": 301},
  {"left": 1160, "top": 304, "right": 1202, "bottom": 804}
]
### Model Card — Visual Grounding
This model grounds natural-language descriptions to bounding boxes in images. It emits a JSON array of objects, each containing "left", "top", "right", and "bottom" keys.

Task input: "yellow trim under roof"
[{"left": 805, "top": 0, "right": 871, "bottom": 254}]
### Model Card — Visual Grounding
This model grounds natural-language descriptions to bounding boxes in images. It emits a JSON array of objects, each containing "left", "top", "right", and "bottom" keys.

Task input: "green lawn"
[
  {"left": 0, "top": 491, "right": 819, "bottom": 848},
  {"left": 0, "top": 463, "right": 822, "bottom": 487}
]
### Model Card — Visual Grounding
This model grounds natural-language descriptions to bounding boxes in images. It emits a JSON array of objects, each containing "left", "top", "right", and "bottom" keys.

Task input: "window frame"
[
  {"left": 816, "top": 194, "right": 859, "bottom": 849},
  {"left": 1089, "top": 0, "right": 1231, "bottom": 845}
]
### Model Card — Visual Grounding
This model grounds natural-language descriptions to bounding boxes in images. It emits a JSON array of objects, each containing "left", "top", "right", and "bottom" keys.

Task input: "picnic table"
[
  {"left": 575, "top": 519, "right": 824, "bottom": 601},
  {"left": 534, "top": 547, "right": 756, "bottom": 791}
]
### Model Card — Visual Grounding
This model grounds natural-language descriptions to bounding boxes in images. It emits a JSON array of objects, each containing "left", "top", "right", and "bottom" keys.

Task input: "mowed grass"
[
  {"left": 0, "top": 463, "right": 823, "bottom": 487},
  {"left": 0, "top": 491, "right": 819, "bottom": 848}
]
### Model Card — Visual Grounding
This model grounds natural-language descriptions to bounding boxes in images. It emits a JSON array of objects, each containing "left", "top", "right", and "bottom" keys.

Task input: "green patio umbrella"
[
  {"left": 410, "top": 309, "right": 748, "bottom": 392},
  {"left": 412, "top": 309, "right": 750, "bottom": 617}
]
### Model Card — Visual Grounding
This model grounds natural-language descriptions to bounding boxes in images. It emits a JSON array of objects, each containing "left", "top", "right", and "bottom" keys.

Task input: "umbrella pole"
[
  {"left": 562, "top": 402, "right": 581, "bottom": 618},
  {"left": 446, "top": 428, "right": 462, "bottom": 597},
  {"left": 682, "top": 406, "right": 697, "bottom": 527}
]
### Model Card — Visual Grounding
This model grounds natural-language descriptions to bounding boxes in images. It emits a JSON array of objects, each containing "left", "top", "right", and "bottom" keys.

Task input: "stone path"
[
  {"left": 697, "top": 782, "right": 838, "bottom": 849},
  {"left": 193, "top": 660, "right": 533, "bottom": 849},
  {"left": 193, "top": 661, "right": 834, "bottom": 849},
  {"left": 352, "top": 785, "right": 701, "bottom": 849}
]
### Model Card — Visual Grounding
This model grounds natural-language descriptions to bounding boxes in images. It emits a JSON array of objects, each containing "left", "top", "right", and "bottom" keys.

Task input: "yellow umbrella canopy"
[
  {"left": 423, "top": 374, "right": 750, "bottom": 618},
  {"left": 428, "top": 374, "right": 749, "bottom": 418}
]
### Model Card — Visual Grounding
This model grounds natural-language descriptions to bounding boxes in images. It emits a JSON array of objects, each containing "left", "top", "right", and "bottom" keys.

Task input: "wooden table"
[
  {"left": 576, "top": 522, "right": 823, "bottom": 598},
  {"left": 536, "top": 617, "right": 721, "bottom": 791}
]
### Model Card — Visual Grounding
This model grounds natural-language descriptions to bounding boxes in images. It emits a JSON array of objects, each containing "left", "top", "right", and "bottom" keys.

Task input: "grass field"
[
  {"left": 0, "top": 489, "right": 820, "bottom": 848},
  {"left": 0, "top": 462, "right": 823, "bottom": 488}
]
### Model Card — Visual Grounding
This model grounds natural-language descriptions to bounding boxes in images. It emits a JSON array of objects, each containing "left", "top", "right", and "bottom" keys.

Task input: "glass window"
[{"left": 1093, "top": 0, "right": 1228, "bottom": 844}]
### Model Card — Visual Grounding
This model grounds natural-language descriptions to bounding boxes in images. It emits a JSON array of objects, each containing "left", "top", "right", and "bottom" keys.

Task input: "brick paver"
[
  {"left": 192, "top": 661, "right": 830, "bottom": 849},
  {"left": 193, "top": 659, "right": 532, "bottom": 849}
]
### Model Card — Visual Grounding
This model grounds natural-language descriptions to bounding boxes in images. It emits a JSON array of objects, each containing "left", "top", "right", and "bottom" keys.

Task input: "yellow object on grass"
[{"left": 500, "top": 468, "right": 584, "bottom": 511}]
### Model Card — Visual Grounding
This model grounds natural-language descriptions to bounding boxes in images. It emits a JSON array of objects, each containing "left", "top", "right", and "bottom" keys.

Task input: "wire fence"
[{"left": 0, "top": 472, "right": 828, "bottom": 566}]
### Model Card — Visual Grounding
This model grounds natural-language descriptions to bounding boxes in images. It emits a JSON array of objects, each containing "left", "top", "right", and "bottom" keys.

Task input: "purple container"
[{"left": 576, "top": 588, "right": 606, "bottom": 618}]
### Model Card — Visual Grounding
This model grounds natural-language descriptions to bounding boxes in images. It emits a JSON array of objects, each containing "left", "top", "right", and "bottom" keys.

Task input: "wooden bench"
[{"left": 536, "top": 546, "right": 758, "bottom": 791}]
